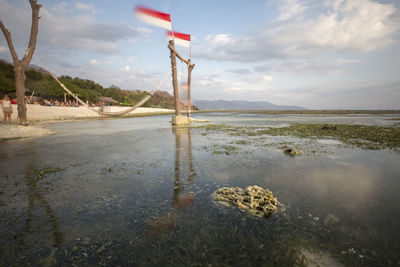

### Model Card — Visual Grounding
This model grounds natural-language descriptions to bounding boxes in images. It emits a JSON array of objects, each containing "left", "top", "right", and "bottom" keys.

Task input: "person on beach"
[{"left": 1, "top": 94, "right": 13, "bottom": 124}]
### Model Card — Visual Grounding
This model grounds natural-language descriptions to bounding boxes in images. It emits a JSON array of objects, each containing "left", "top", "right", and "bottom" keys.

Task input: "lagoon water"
[{"left": 1, "top": 113, "right": 400, "bottom": 266}]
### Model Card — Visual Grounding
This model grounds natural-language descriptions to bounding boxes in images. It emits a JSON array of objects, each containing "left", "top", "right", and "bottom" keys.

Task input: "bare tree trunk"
[
  {"left": 169, "top": 40, "right": 181, "bottom": 116},
  {"left": 14, "top": 63, "right": 28, "bottom": 123},
  {"left": 0, "top": 0, "right": 42, "bottom": 125}
]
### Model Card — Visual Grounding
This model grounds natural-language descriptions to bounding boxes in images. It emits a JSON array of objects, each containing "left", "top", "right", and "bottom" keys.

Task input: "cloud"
[
  {"left": 304, "top": 0, "right": 399, "bottom": 51},
  {"left": 51, "top": 2, "right": 68, "bottom": 14},
  {"left": 90, "top": 59, "right": 99, "bottom": 65},
  {"left": 0, "top": 1, "right": 141, "bottom": 55},
  {"left": 82, "top": 23, "right": 138, "bottom": 42},
  {"left": 75, "top": 2, "right": 93, "bottom": 11},
  {"left": 196, "top": 0, "right": 400, "bottom": 63},
  {"left": 136, "top": 26, "right": 152, "bottom": 36},
  {"left": 121, "top": 65, "right": 130, "bottom": 72},
  {"left": 277, "top": 0, "right": 308, "bottom": 21},
  {"left": 227, "top": 68, "right": 251, "bottom": 75},
  {"left": 336, "top": 58, "right": 361, "bottom": 64},
  {"left": 0, "top": 45, "right": 7, "bottom": 52},
  {"left": 263, "top": 75, "right": 273, "bottom": 82},
  {"left": 254, "top": 59, "right": 341, "bottom": 74},
  {"left": 306, "top": 81, "right": 400, "bottom": 109},
  {"left": 38, "top": 8, "right": 141, "bottom": 54}
]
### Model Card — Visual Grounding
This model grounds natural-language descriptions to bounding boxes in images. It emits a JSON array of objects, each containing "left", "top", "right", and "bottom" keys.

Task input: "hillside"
[
  {"left": 193, "top": 99, "right": 305, "bottom": 110},
  {"left": 0, "top": 59, "right": 197, "bottom": 110}
]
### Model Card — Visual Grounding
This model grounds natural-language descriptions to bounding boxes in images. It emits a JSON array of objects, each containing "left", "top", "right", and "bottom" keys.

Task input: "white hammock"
[{"left": 46, "top": 68, "right": 152, "bottom": 117}]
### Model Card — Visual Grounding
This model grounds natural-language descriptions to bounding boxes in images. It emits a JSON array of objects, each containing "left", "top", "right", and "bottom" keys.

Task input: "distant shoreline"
[
  {"left": 2, "top": 108, "right": 399, "bottom": 141},
  {"left": 190, "top": 109, "right": 400, "bottom": 115}
]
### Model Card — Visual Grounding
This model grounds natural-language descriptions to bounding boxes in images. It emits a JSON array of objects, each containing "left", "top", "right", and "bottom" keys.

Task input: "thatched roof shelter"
[{"left": 99, "top": 96, "right": 118, "bottom": 104}]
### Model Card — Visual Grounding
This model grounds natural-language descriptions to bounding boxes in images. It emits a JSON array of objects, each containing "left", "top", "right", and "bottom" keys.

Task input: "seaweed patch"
[{"left": 213, "top": 185, "right": 279, "bottom": 218}]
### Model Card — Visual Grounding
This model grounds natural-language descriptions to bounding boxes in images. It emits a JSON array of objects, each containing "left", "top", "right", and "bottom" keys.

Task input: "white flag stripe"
[
  {"left": 136, "top": 12, "right": 172, "bottom": 30},
  {"left": 167, "top": 35, "right": 190, "bottom": 47}
]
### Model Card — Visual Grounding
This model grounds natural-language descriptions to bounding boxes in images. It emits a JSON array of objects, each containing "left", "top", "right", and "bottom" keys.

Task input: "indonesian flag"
[
  {"left": 167, "top": 31, "right": 191, "bottom": 47},
  {"left": 134, "top": 6, "right": 172, "bottom": 30}
]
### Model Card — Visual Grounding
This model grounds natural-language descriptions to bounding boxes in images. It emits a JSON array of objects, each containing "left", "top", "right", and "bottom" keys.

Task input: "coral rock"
[{"left": 213, "top": 185, "right": 279, "bottom": 217}]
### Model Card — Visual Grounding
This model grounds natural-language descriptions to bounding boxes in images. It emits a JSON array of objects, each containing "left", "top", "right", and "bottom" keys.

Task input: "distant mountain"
[{"left": 193, "top": 100, "right": 306, "bottom": 110}]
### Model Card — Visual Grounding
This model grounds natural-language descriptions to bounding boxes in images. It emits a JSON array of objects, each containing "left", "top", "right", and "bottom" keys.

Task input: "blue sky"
[{"left": 1, "top": 0, "right": 399, "bottom": 109}]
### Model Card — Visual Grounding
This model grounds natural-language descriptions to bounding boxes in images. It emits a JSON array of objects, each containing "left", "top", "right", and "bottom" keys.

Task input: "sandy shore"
[
  {"left": 0, "top": 104, "right": 174, "bottom": 140},
  {"left": 5, "top": 104, "right": 174, "bottom": 121},
  {"left": 0, "top": 124, "right": 53, "bottom": 140}
]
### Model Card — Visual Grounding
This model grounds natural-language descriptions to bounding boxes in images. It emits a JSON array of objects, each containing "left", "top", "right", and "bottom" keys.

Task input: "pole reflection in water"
[
  {"left": 25, "top": 166, "right": 63, "bottom": 248},
  {"left": 145, "top": 127, "right": 195, "bottom": 235}
]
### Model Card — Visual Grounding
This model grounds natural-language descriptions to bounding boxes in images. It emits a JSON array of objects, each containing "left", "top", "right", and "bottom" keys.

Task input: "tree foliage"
[{"left": 0, "top": 60, "right": 198, "bottom": 110}]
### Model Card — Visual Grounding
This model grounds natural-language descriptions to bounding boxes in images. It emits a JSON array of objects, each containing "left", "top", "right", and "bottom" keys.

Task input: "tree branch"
[
  {"left": 22, "top": 0, "right": 42, "bottom": 67},
  {"left": 168, "top": 43, "right": 191, "bottom": 65},
  {"left": 0, "top": 19, "right": 20, "bottom": 63}
]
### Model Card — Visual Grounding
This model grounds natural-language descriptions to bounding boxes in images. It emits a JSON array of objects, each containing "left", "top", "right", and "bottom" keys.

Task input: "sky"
[{"left": 0, "top": 0, "right": 399, "bottom": 109}]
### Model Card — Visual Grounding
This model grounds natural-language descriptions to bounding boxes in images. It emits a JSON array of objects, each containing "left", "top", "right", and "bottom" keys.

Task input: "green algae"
[
  {"left": 193, "top": 123, "right": 400, "bottom": 151},
  {"left": 264, "top": 124, "right": 400, "bottom": 150}
]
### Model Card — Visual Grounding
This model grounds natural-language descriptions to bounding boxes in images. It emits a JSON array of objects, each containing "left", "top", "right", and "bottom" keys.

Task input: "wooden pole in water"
[
  {"left": 169, "top": 40, "right": 181, "bottom": 116},
  {"left": 187, "top": 59, "right": 195, "bottom": 118}
]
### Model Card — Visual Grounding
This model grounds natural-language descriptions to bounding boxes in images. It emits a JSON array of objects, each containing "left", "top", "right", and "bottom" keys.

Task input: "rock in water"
[
  {"left": 321, "top": 125, "right": 337, "bottom": 131},
  {"left": 283, "top": 146, "right": 302, "bottom": 157},
  {"left": 213, "top": 185, "right": 279, "bottom": 217}
]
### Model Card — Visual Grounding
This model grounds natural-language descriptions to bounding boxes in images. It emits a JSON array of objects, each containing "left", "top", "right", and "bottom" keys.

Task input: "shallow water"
[{"left": 1, "top": 113, "right": 399, "bottom": 266}]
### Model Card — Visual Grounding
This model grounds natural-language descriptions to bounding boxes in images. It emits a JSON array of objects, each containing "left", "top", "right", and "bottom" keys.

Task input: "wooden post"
[
  {"left": 64, "top": 93, "right": 66, "bottom": 103},
  {"left": 169, "top": 40, "right": 181, "bottom": 116},
  {"left": 187, "top": 59, "right": 195, "bottom": 118}
]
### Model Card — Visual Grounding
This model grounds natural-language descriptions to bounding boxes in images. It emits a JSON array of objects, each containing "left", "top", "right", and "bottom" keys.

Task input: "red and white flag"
[
  {"left": 167, "top": 31, "right": 191, "bottom": 47},
  {"left": 134, "top": 6, "right": 172, "bottom": 30}
]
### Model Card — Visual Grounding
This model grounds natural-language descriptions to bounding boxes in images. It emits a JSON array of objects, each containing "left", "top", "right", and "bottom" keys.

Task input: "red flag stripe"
[
  {"left": 168, "top": 31, "right": 190, "bottom": 41},
  {"left": 135, "top": 6, "right": 171, "bottom": 22}
]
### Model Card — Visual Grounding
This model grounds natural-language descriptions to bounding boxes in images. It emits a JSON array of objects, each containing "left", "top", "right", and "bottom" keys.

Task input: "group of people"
[
  {"left": 41, "top": 99, "right": 80, "bottom": 107},
  {"left": 1, "top": 94, "right": 82, "bottom": 124}
]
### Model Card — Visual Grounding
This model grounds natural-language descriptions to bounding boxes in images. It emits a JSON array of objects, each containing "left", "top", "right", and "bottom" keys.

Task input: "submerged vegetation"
[
  {"left": 193, "top": 123, "right": 400, "bottom": 151},
  {"left": 2, "top": 114, "right": 400, "bottom": 266},
  {"left": 264, "top": 124, "right": 400, "bottom": 150}
]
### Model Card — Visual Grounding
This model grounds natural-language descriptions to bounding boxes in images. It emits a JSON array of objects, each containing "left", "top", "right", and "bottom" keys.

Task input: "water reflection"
[
  {"left": 25, "top": 170, "right": 63, "bottom": 247},
  {"left": 146, "top": 127, "right": 195, "bottom": 235}
]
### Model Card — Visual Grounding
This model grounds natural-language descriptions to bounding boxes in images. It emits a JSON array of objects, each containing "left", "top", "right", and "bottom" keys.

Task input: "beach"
[
  {"left": 1, "top": 112, "right": 399, "bottom": 266},
  {"left": 0, "top": 104, "right": 174, "bottom": 140}
]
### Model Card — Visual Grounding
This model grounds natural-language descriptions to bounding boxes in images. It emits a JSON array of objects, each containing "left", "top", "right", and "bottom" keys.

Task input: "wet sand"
[{"left": 0, "top": 104, "right": 174, "bottom": 140}]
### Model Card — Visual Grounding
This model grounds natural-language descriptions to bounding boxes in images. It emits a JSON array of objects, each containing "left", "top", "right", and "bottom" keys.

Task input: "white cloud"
[
  {"left": 136, "top": 26, "right": 152, "bottom": 35},
  {"left": 127, "top": 56, "right": 139, "bottom": 63},
  {"left": 305, "top": 0, "right": 399, "bottom": 51},
  {"left": 75, "top": 2, "right": 93, "bottom": 10},
  {"left": 263, "top": 75, "right": 273, "bottom": 82},
  {"left": 0, "top": 45, "right": 7, "bottom": 52},
  {"left": 196, "top": 0, "right": 400, "bottom": 62},
  {"left": 277, "top": 0, "right": 308, "bottom": 21},
  {"left": 336, "top": 58, "right": 361, "bottom": 64},
  {"left": 0, "top": 1, "right": 139, "bottom": 55},
  {"left": 121, "top": 65, "right": 130, "bottom": 72},
  {"left": 51, "top": 2, "right": 68, "bottom": 14},
  {"left": 90, "top": 59, "right": 99, "bottom": 65},
  {"left": 211, "top": 34, "right": 232, "bottom": 44},
  {"left": 254, "top": 59, "right": 342, "bottom": 74}
]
